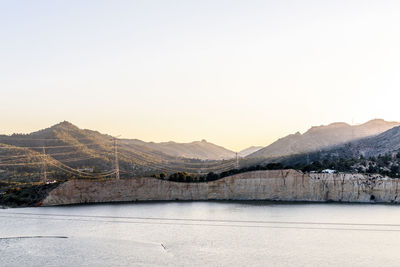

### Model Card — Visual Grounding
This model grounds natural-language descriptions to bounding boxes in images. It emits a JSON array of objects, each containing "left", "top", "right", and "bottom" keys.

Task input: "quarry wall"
[{"left": 41, "top": 170, "right": 400, "bottom": 206}]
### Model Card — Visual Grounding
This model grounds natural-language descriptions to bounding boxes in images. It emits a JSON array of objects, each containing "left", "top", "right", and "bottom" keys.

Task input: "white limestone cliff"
[{"left": 41, "top": 170, "right": 400, "bottom": 206}]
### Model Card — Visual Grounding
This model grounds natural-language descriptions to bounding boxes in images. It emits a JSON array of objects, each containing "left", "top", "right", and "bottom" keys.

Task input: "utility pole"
[
  {"left": 114, "top": 137, "right": 120, "bottom": 180},
  {"left": 235, "top": 152, "right": 239, "bottom": 169},
  {"left": 41, "top": 147, "right": 47, "bottom": 184}
]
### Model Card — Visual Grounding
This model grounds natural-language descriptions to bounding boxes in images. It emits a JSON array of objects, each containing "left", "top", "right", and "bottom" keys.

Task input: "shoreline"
[{"left": 3, "top": 199, "right": 400, "bottom": 209}]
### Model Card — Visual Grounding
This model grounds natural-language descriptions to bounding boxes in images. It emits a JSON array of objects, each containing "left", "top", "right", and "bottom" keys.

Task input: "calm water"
[{"left": 1, "top": 202, "right": 400, "bottom": 266}]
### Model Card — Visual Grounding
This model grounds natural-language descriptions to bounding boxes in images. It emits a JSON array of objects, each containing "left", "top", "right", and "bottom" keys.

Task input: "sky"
[{"left": 1, "top": 0, "right": 400, "bottom": 151}]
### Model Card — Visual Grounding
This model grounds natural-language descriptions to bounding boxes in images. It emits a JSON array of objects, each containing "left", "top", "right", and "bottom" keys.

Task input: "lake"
[{"left": 1, "top": 201, "right": 400, "bottom": 266}]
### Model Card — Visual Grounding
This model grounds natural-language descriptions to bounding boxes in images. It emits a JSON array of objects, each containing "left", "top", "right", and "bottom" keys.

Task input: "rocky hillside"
[
  {"left": 247, "top": 119, "right": 400, "bottom": 159},
  {"left": 272, "top": 126, "right": 400, "bottom": 177},
  {"left": 0, "top": 122, "right": 236, "bottom": 182},
  {"left": 122, "top": 139, "right": 235, "bottom": 160},
  {"left": 351, "top": 126, "right": 400, "bottom": 157},
  {"left": 287, "top": 125, "right": 400, "bottom": 162}
]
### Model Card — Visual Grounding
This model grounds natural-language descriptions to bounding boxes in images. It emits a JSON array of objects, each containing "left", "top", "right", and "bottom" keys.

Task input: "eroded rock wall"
[{"left": 42, "top": 170, "right": 400, "bottom": 206}]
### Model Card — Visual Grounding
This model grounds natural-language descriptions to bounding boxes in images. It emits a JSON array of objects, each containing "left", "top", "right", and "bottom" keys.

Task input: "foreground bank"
[
  {"left": 0, "top": 182, "right": 61, "bottom": 207},
  {"left": 41, "top": 170, "right": 400, "bottom": 206}
]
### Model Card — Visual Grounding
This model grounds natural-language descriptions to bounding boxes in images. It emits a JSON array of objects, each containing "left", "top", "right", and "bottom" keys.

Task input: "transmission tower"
[
  {"left": 114, "top": 137, "right": 120, "bottom": 180},
  {"left": 41, "top": 146, "right": 47, "bottom": 184}
]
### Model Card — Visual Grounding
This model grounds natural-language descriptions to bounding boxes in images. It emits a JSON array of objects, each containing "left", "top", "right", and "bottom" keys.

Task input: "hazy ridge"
[
  {"left": 280, "top": 125, "right": 400, "bottom": 166},
  {"left": 247, "top": 119, "right": 400, "bottom": 159}
]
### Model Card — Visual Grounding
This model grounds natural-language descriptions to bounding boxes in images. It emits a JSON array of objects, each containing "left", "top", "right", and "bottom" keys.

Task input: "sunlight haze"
[{"left": 1, "top": 0, "right": 400, "bottom": 150}]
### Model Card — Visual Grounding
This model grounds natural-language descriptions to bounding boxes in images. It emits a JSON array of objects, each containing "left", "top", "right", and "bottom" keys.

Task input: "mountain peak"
[
  {"left": 51, "top": 121, "right": 79, "bottom": 130},
  {"left": 362, "top": 118, "right": 388, "bottom": 126},
  {"left": 56, "top": 120, "right": 75, "bottom": 126},
  {"left": 327, "top": 122, "right": 350, "bottom": 127},
  {"left": 306, "top": 122, "right": 350, "bottom": 134}
]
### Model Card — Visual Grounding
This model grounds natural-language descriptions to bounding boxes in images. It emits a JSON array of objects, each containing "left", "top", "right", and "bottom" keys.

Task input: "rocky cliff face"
[{"left": 42, "top": 170, "right": 400, "bottom": 206}]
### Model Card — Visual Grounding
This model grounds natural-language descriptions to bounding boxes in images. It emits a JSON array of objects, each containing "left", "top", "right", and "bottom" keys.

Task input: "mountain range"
[
  {"left": 280, "top": 124, "right": 400, "bottom": 166},
  {"left": 247, "top": 119, "right": 400, "bottom": 159},
  {"left": 0, "top": 122, "right": 241, "bottom": 182},
  {"left": 121, "top": 139, "right": 236, "bottom": 160},
  {"left": 1, "top": 119, "right": 400, "bottom": 182}
]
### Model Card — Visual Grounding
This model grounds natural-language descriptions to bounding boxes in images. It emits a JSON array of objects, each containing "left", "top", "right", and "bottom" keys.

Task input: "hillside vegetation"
[
  {"left": 247, "top": 119, "right": 400, "bottom": 159},
  {"left": 0, "top": 122, "right": 237, "bottom": 183},
  {"left": 270, "top": 126, "right": 400, "bottom": 177}
]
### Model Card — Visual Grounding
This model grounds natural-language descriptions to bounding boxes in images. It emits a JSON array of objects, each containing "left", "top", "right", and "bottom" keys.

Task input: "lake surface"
[{"left": 1, "top": 201, "right": 400, "bottom": 266}]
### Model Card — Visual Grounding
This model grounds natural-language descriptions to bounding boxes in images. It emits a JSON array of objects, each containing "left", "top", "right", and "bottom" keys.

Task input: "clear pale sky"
[{"left": 1, "top": 0, "right": 400, "bottom": 151}]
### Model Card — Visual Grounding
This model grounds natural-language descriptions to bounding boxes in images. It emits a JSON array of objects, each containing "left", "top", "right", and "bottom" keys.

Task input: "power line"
[
  {"left": 0, "top": 154, "right": 37, "bottom": 160},
  {"left": 50, "top": 157, "right": 116, "bottom": 176},
  {"left": 0, "top": 151, "right": 237, "bottom": 174},
  {"left": 0, "top": 162, "right": 43, "bottom": 167},
  {"left": 116, "top": 146, "right": 237, "bottom": 171},
  {"left": 0, "top": 138, "right": 239, "bottom": 176},
  {"left": 0, "top": 157, "right": 41, "bottom": 164},
  {"left": 0, "top": 155, "right": 116, "bottom": 179},
  {"left": 0, "top": 143, "right": 106, "bottom": 150},
  {"left": 165, "top": 159, "right": 237, "bottom": 167},
  {"left": 6, "top": 217, "right": 400, "bottom": 232},
  {"left": 46, "top": 161, "right": 96, "bottom": 178},
  {"left": 138, "top": 157, "right": 237, "bottom": 172},
  {"left": 47, "top": 159, "right": 114, "bottom": 177},
  {"left": 46, "top": 161, "right": 116, "bottom": 178},
  {"left": 0, "top": 156, "right": 102, "bottom": 166},
  {"left": 0, "top": 137, "right": 113, "bottom": 142},
  {"left": 56, "top": 156, "right": 104, "bottom": 163},
  {"left": 0, "top": 152, "right": 234, "bottom": 171}
]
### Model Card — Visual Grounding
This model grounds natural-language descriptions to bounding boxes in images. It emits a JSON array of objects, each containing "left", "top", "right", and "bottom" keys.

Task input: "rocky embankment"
[{"left": 41, "top": 170, "right": 400, "bottom": 206}]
